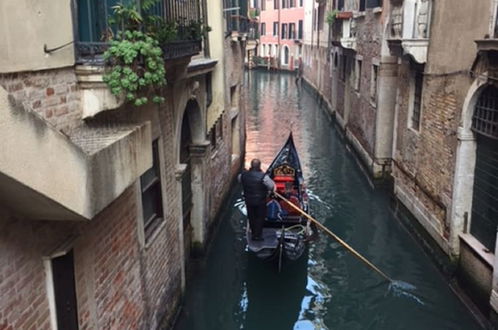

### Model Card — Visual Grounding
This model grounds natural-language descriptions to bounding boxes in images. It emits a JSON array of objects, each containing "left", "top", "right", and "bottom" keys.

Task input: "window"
[
  {"left": 370, "top": 64, "right": 378, "bottom": 102},
  {"left": 313, "top": 9, "right": 317, "bottom": 31},
  {"left": 359, "top": 0, "right": 382, "bottom": 10},
  {"left": 261, "top": 22, "right": 266, "bottom": 35},
  {"left": 355, "top": 59, "right": 362, "bottom": 91},
  {"left": 289, "top": 23, "right": 296, "bottom": 39},
  {"left": 206, "top": 73, "right": 212, "bottom": 107},
  {"left": 289, "top": 0, "right": 295, "bottom": 7},
  {"left": 340, "top": 55, "right": 347, "bottom": 82},
  {"left": 273, "top": 22, "right": 279, "bottom": 36},
  {"left": 230, "top": 85, "right": 238, "bottom": 109},
  {"left": 367, "top": 0, "right": 383, "bottom": 8},
  {"left": 209, "top": 128, "right": 216, "bottom": 149},
  {"left": 410, "top": 70, "right": 423, "bottom": 130},
  {"left": 300, "top": 0, "right": 303, "bottom": 6},
  {"left": 77, "top": 0, "right": 120, "bottom": 42},
  {"left": 261, "top": 0, "right": 266, "bottom": 10},
  {"left": 318, "top": 5, "right": 325, "bottom": 30},
  {"left": 337, "top": 0, "right": 345, "bottom": 10},
  {"left": 282, "top": 23, "right": 287, "bottom": 39},
  {"left": 140, "top": 139, "right": 164, "bottom": 237},
  {"left": 274, "top": 0, "right": 279, "bottom": 9},
  {"left": 298, "top": 20, "right": 303, "bottom": 39},
  {"left": 360, "top": 0, "right": 366, "bottom": 11}
]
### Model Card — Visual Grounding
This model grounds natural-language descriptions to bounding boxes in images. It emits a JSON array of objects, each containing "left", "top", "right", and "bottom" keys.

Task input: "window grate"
[
  {"left": 471, "top": 134, "right": 498, "bottom": 250},
  {"left": 472, "top": 86, "right": 498, "bottom": 140}
]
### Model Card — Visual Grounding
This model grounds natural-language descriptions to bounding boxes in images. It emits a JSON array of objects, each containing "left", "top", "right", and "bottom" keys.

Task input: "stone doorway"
[
  {"left": 180, "top": 111, "right": 193, "bottom": 261},
  {"left": 178, "top": 99, "right": 208, "bottom": 261}
]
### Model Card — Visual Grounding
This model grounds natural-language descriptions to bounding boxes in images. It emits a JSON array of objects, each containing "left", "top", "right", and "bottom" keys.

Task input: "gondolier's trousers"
[{"left": 246, "top": 203, "right": 266, "bottom": 239}]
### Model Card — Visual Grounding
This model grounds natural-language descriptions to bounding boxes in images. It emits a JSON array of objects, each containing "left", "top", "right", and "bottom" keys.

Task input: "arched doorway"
[
  {"left": 178, "top": 99, "right": 208, "bottom": 261},
  {"left": 283, "top": 46, "right": 289, "bottom": 66},
  {"left": 469, "top": 85, "right": 498, "bottom": 251},
  {"left": 180, "top": 108, "right": 193, "bottom": 261}
]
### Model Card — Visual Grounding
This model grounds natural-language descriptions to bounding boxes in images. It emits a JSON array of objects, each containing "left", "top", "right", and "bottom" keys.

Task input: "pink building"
[{"left": 256, "top": 0, "right": 304, "bottom": 70}]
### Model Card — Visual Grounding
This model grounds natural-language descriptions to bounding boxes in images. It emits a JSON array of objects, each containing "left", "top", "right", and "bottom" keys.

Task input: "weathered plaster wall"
[{"left": 0, "top": 0, "right": 75, "bottom": 73}]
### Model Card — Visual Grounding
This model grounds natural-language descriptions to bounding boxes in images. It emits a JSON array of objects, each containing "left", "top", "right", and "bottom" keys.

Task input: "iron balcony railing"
[
  {"left": 75, "top": 0, "right": 202, "bottom": 64},
  {"left": 223, "top": 0, "right": 249, "bottom": 34}
]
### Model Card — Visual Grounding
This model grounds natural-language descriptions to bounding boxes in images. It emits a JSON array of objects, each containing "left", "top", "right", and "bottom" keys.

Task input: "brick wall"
[
  {"left": 207, "top": 40, "right": 246, "bottom": 222},
  {"left": 0, "top": 186, "right": 147, "bottom": 330},
  {"left": 0, "top": 67, "right": 81, "bottom": 132},
  {"left": 393, "top": 57, "right": 473, "bottom": 235}
]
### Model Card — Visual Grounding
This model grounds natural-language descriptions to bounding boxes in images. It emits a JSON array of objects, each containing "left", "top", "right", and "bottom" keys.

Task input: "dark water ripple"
[{"left": 174, "top": 72, "right": 482, "bottom": 330}]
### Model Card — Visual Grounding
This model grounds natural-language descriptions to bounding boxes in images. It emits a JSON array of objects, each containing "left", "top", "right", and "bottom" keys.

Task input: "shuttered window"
[{"left": 140, "top": 139, "right": 164, "bottom": 237}]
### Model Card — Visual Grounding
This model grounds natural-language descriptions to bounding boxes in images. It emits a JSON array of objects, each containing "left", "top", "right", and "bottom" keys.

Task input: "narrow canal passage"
[{"left": 175, "top": 72, "right": 481, "bottom": 329}]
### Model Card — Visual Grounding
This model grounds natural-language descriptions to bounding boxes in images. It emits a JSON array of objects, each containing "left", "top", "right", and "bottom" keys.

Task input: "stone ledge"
[
  {"left": 459, "top": 233, "right": 494, "bottom": 268},
  {"left": 76, "top": 65, "right": 124, "bottom": 119},
  {"left": 0, "top": 86, "right": 151, "bottom": 221}
]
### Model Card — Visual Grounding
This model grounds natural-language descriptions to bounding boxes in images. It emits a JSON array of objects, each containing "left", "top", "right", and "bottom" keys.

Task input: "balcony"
[
  {"left": 224, "top": 0, "right": 250, "bottom": 40},
  {"left": 74, "top": 0, "right": 203, "bottom": 117},
  {"left": 387, "top": 0, "right": 431, "bottom": 64},
  {"left": 75, "top": 0, "right": 202, "bottom": 65},
  {"left": 340, "top": 17, "right": 357, "bottom": 50}
]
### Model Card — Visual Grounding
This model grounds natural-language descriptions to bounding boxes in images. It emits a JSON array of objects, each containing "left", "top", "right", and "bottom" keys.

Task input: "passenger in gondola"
[{"left": 239, "top": 159, "right": 276, "bottom": 241}]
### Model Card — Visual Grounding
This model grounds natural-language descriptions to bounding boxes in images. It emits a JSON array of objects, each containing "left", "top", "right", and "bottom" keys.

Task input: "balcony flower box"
[{"left": 337, "top": 11, "right": 353, "bottom": 20}]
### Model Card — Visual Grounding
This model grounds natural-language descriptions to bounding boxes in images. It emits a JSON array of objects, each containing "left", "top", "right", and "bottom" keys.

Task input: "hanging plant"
[
  {"left": 103, "top": 30, "right": 166, "bottom": 106},
  {"left": 326, "top": 10, "right": 339, "bottom": 25}
]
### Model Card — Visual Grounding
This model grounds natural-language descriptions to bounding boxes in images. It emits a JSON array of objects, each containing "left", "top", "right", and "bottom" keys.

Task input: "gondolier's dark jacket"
[{"left": 239, "top": 170, "right": 275, "bottom": 206}]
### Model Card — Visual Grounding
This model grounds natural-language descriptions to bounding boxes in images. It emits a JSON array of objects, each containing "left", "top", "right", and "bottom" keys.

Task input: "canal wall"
[{"left": 299, "top": 0, "right": 498, "bottom": 324}]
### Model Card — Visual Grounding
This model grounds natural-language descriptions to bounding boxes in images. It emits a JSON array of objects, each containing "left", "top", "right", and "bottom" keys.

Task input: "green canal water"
[{"left": 174, "top": 71, "right": 482, "bottom": 330}]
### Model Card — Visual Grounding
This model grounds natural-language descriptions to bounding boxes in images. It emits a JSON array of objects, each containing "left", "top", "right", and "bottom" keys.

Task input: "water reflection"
[{"left": 174, "top": 71, "right": 482, "bottom": 330}]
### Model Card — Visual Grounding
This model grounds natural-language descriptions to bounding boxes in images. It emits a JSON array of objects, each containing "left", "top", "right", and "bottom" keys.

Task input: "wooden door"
[{"left": 52, "top": 250, "right": 79, "bottom": 330}]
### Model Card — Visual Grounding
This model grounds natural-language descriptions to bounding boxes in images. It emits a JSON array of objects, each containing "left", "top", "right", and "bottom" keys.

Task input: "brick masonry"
[
  {"left": 0, "top": 67, "right": 81, "bottom": 132},
  {"left": 303, "top": 10, "right": 382, "bottom": 160},
  {"left": 0, "top": 53, "right": 244, "bottom": 330},
  {"left": 0, "top": 186, "right": 146, "bottom": 330}
]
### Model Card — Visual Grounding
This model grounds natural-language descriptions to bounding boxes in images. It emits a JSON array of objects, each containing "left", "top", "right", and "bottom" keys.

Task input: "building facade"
[
  {"left": 257, "top": 0, "right": 305, "bottom": 70},
  {"left": 301, "top": 0, "right": 498, "bottom": 323},
  {"left": 0, "top": 0, "right": 246, "bottom": 329}
]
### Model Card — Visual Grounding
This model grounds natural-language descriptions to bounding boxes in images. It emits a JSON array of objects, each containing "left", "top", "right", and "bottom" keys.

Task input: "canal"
[{"left": 174, "top": 71, "right": 482, "bottom": 329}]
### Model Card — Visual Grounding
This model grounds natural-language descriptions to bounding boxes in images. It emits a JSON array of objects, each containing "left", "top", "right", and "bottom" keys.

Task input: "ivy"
[{"left": 103, "top": 30, "right": 166, "bottom": 106}]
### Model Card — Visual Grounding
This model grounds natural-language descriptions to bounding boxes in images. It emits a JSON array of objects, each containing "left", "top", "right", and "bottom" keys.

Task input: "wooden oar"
[{"left": 274, "top": 191, "right": 394, "bottom": 283}]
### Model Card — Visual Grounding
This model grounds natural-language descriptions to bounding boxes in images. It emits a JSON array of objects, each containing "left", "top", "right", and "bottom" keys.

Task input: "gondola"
[{"left": 246, "top": 133, "right": 314, "bottom": 271}]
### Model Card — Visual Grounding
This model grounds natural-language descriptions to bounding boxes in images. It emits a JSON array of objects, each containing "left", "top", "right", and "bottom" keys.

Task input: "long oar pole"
[{"left": 274, "top": 192, "right": 393, "bottom": 283}]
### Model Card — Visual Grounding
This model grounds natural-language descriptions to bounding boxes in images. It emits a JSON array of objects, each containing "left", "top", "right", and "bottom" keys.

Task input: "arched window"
[{"left": 470, "top": 85, "right": 498, "bottom": 250}]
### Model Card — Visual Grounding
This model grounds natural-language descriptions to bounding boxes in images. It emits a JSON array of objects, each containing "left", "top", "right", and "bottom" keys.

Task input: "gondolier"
[{"left": 240, "top": 159, "right": 276, "bottom": 241}]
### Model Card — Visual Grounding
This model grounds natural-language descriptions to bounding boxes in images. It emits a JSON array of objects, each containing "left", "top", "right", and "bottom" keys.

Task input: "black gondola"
[{"left": 246, "top": 133, "right": 314, "bottom": 270}]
